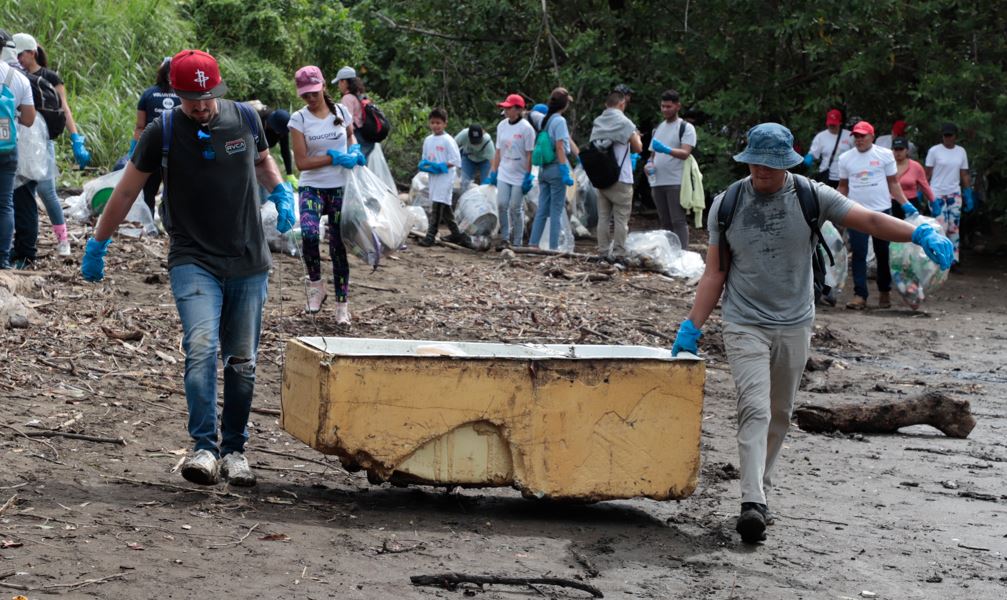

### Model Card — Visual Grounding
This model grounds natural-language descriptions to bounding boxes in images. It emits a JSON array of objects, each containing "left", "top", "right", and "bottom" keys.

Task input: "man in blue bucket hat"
[{"left": 671, "top": 123, "right": 953, "bottom": 545}]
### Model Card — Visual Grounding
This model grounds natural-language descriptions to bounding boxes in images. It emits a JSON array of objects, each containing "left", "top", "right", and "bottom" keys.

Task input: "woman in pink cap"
[{"left": 287, "top": 65, "right": 366, "bottom": 324}]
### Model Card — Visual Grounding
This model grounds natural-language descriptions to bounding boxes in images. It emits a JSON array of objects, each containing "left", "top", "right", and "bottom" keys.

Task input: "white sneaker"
[
  {"left": 335, "top": 302, "right": 350, "bottom": 325},
  {"left": 180, "top": 449, "right": 219, "bottom": 485},
  {"left": 56, "top": 240, "right": 71, "bottom": 256},
  {"left": 220, "top": 452, "right": 256, "bottom": 487},
  {"left": 305, "top": 279, "right": 327, "bottom": 313}
]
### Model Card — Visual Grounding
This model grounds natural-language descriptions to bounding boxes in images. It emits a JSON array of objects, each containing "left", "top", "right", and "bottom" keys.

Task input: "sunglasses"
[
  {"left": 852, "top": 133, "right": 868, "bottom": 138},
  {"left": 197, "top": 127, "right": 214, "bottom": 160}
]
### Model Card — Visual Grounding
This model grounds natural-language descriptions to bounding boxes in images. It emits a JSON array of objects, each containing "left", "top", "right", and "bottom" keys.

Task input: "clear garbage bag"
[
  {"left": 821, "top": 221, "right": 847, "bottom": 294},
  {"left": 890, "top": 215, "right": 949, "bottom": 310},
  {"left": 625, "top": 230, "right": 705, "bottom": 278},
  {"left": 343, "top": 166, "right": 413, "bottom": 267},
  {"left": 261, "top": 200, "right": 302, "bottom": 256},
  {"left": 409, "top": 172, "right": 431, "bottom": 208},
  {"left": 537, "top": 210, "right": 575, "bottom": 254},
  {"left": 15, "top": 118, "right": 50, "bottom": 182},
  {"left": 456, "top": 184, "right": 499, "bottom": 236},
  {"left": 366, "top": 142, "right": 397, "bottom": 195},
  {"left": 406, "top": 205, "right": 428, "bottom": 234}
]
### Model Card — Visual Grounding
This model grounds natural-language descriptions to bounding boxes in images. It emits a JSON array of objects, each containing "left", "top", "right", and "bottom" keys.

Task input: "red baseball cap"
[
  {"left": 295, "top": 65, "right": 325, "bottom": 96},
  {"left": 170, "top": 49, "right": 228, "bottom": 100},
  {"left": 851, "top": 121, "right": 875, "bottom": 136},
  {"left": 825, "top": 109, "right": 842, "bottom": 126},
  {"left": 497, "top": 94, "right": 526, "bottom": 109},
  {"left": 891, "top": 120, "right": 907, "bottom": 136}
]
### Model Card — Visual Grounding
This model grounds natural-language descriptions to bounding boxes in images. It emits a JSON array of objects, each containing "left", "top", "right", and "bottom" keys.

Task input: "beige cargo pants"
[{"left": 723, "top": 322, "right": 812, "bottom": 505}]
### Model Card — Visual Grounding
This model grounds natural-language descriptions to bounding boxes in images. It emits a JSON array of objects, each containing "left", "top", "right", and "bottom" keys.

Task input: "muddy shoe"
[
  {"left": 220, "top": 452, "right": 256, "bottom": 487},
  {"left": 845, "top": 296, "right": 867, "bottom": 310},
  {"left": 495, "top": 239, "right": 511, "bottom": 252},
  {"left": 181, "top": 449, "right": 219, "bottom": 485},
  {"left": 878, "top": 292, "right": 891, "bottom": 309},
  {"left": 445, "top": 232, "right": 472, "bottom": 248},
  {"left": 736, "top": 502, "right": 767, "bottom": 543},
  {"left": 417, "top": 236, "right": 435, "bottom": 247}
]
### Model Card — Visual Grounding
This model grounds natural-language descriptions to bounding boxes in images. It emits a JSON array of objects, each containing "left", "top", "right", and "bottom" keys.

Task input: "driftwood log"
[
  {"left": 410, "top": 573, "right": 604, "bottom": 598},
  {"left": 794, "top": 391, "right": 976, "bottom": 438}
]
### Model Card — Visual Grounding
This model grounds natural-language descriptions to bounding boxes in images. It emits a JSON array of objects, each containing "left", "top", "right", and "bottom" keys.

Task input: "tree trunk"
[{"left": 794, "top": 391, "right": 976, "bottom": 439}]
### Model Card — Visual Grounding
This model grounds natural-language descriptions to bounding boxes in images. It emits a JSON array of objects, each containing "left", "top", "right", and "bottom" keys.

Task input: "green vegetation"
[{"left": 4, "top": 0, "right": 1007, "bottom": 224}]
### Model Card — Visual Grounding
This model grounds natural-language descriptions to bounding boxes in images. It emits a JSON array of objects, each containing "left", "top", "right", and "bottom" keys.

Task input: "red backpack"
[{"left": 355, "top": 95, "right": 391, "bottom": 143}]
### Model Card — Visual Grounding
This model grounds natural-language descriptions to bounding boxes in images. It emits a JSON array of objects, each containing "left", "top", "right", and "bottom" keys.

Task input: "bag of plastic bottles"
[
  {"left": 343, "top": 166, "right": 413, "bottom": 267},
  {"left": 889, "top": 215, "right": 949, "bottom": 310}
]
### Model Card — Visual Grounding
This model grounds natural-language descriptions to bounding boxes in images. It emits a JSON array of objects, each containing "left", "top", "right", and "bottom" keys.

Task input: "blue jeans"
[
  {"left": 0, "top": 150, "right": 18, "bottom": 264},
  {"left": 35, "top": 141, "right": 65, "bottom": 226},
  {"left": 529, "top": 163, "right": 566, "bottom": 249},
  {"left": 496, "top": 180, "right": 525, "bottom": 245},
  {"left": 170, "top": 264, "right": 268, "bottom": 456},
  {"left": 849, "top": 209, "right": 891, "bottom": 300},
  {"left": 460, "top": 155, "right": 491, "bottom": 190}
]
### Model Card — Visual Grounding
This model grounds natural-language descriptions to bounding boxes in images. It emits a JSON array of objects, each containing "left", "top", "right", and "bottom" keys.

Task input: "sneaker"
[
  {"left": 305, "top": 279, "right": 327, "bottom": 313},
  {"left": 495, "top": 239, "right": 511, "bottom": 252},
  {"left": 736, "top": 502, "right": 768, "bottom": 543},
  {"left": 335, "top": 302, "right": 351, "bottom": 326},
  {"left": 418, "top": 236, "right": 435, "bottom": 247},
  {"left": 220, "top": 452, "right": 256, "bottom": 487},
  {"left": 845, "top": 296, "right": 867, "bottom": 310},
  {"left": 56, "top": 240, "right": 71, "bottom": 257},
  {"left": 446, "top": 232, "right": 472, "bottom": 247},
  {"left": 878, "top": 292, "right": 891, "bottom": 309},
  {"left": 180, "top": 449, "right": 219, "bottom": 485},
  {"left": 12, "top": 257, "right": 33, "bottom": 270}
]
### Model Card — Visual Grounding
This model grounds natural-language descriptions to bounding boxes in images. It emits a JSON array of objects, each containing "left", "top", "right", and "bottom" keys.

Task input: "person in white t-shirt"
[
  {"left": 838, "top": 121, "right": 910, "bottom": 310},
  {"left": 805, "top": 109, "right": 853, "bottom": 187},
  {"left": 289, "top": 65, "right": 365, "bottom": 323},
  {"left": 925, "top": 123, "right": 972, "bottom": 269},
  {"left": 418, "top": 107, "right": 468, "bottom": 248},
  {"left": 589, "top": 89, "right": 642, "bottom": 261},
  {"left": 875, "top": 120, "right": 917, "bottom": 159},
  {"left": 487, "top": 94, "right": 535, "bottom": 249},
  {"left": 0, "top": 34, "right": 38, "bottom": 270},
  {"left": 648, "top": 89, "right": 697, "bottom": 248}
]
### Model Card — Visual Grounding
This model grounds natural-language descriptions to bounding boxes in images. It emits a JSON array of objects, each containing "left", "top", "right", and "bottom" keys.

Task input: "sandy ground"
[{"left": 1, "top": 214, "right": 1005, "bottom": 600}]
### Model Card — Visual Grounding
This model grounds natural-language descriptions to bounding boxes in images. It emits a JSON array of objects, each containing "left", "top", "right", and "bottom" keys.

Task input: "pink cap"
[
  {"left": 295, "top": 65, "right": 325, "bottom": 96},
  {"left": 825, "top": 109, "right": 842, "bottom": 126},
  {"left": 852, "top": 121, "right": 875, "bottom": 136},
  {"left": 497, "top": 93, "right": 526, "bottom": 109}
]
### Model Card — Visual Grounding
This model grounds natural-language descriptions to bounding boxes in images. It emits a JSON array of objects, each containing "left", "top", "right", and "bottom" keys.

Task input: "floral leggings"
[
  {"left": 931, "top": 192, "right": 961, "bottom": 263},
  {"left": 300, "top": 186, "right": 349, "bottom": 302}
]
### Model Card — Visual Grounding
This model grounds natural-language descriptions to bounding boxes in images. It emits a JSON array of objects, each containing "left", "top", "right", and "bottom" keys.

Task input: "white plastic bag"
[
  {"left": 625, "top": 230, "right": 705, "bottom": 278},
  {"left": 456, "top": 184, "right": 499, "bottom": 236},
  {"left": 82, "top": 169, "right": 125, "bottom": 216},
  {"left": 343, "top": 166, "right": 413, "bottom": 267},
  {"left": 261, "top": 200, "right": 302, "bottom": 256},
  {"left": 366, "top": 142, "right": 397, "bottom": 195},
  {"left": 890, "top": 215, "right": 949, "bottom": 309},
  {"left": 409, "top": 172, "right": 431, "bottom": 208},
  {"left": 406, "top": 205, "right": 428, "bottom": 234},
  {"left": 118, "top": 201, "right": 158, "bottom": 237},
  {"left": 15, "top": 118, "right": 50, "bottom": 182},
  {"left": 821, "top": 221, "right": 847, "bottom": 294},
  {"left": 537, "top": 210, "right": 575, "bottom": 254}
]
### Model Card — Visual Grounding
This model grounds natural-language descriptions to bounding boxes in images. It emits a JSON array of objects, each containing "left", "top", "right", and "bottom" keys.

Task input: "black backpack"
[
  {"left": 580, "top": 140, "right": 630, "bottom": 190},
  {"left": 23, "top": 71, "right": 66, "bottom": 139},
  {"left": 355, "top": 95, "right": 391, "bottom": 143},
  {"left": 717, "top": 174, "right": 836, "bottom": 300}
]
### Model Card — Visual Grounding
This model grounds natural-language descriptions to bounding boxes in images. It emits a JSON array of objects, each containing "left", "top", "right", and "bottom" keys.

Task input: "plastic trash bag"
[
  {"left": 366, "top": 142, "right": 397, "bottom": 195},
  {"left": 537, "top": 210, "right": 575, "bottom": 254},
  {"left": 456, "top": 184, "right": 499, "bottom": 236},
  {"left": 409, "top": 171, "right": 431, "bottom": 208},
  {"left": 82, "top": 169, "right": 126, "bottom": 216},
  {"left": 261, "top": 200, "right": 302, "bottom": 256},
  {"left": 343, "top": 166, "right": 413, "bottom": 267},
  {"left": 15, "top": 118, "right": 51, "bottom": 182},
  {"left": 406, "top": 205, "right": 428, "bottom": 234},
  {"left": 821, "top": 221, "right": 847, "bottom": 294},
  {"left": 890, "top": 215, "right": 949, "bottom": 310},
  {"left": 574, "top": 164, "right": 598, "bottom": 229},
  {"left": 118, "top": 201, "right": 158, "bottom": 237},
  {"left": 625, "top": 230, "right": 705, "bottom": 278}
]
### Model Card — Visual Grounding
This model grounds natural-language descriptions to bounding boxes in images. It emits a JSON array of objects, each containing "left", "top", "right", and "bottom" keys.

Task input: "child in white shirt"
[{"left": 417, "top": 108, "right": 469, "bottom": 247}]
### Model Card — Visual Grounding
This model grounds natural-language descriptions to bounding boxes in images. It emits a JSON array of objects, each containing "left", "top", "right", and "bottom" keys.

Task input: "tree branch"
[{"left": 375, "top": 12, "right": 528, "bottom": 44}]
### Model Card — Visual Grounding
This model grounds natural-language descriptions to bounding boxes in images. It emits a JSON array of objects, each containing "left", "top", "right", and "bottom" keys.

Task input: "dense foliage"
[{"left": 5, "top": 0, "right": 1006, "bottom": 225}]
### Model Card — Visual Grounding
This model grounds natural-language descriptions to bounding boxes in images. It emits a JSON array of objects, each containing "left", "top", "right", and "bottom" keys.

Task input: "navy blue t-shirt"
[{"left": 137, "top": 85, "right": 181, "bottom": 126}]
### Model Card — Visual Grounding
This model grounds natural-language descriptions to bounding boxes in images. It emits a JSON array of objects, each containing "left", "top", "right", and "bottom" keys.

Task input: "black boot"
[{"left": 736, "top": 502, "right": 768, "bottom": 544}]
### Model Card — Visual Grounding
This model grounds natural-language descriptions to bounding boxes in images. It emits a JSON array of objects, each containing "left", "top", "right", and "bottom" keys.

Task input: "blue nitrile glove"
[
  {"left": 962, "top": 187, "right": 974, "bottom": 212},
  {"left": 521, "top": 172, "right": 534, "bottom": 195},
  {"left": 285, "top": 173, "right": 299, "bottom": 191},
  {"left": 431, "top": 162, "right": 450, "bottom": 175},
  {"left": 128, "top": 139, "right": 138, "bottom": 158},
  {"left": 630, "top": 152, "right": 640, "bottom": 170},
  {"left": 671, "top": 319, "right": 702, "bottom": 356},
  {"left": 901, "top": 202, "right": 919, "bottom": 218},
  {"left": 803, "top": 152, "right": 814, "bottom": 168},
  {"left": 348, "top": 143, "right": 367, "bottom": 167},
  {"left": 486, "top": 171, "right": 498, "bottom": 186},
  {"left": 559, "top": 163, "right": 574, "bottom": 186},
  {"left": 268, "top": 182, "right": 296, "bottom": 233},
  {"left": 327, "top": 149, "right": 347, "bottom": 166},
  {"left": 81, "top": 237, "right": 111, "bottom": 282},
  {"left": 912, "top": 223, "right": 954, "bottom": 271},
  {"left": 71, "top": 133, "right": 91, "bottom": 169},
  {"left": 418, "top": 160, "right": 435, "bottom": 173},
  {"left": 652, "top": 139, "right": 673, "bottom": 155},
  {"left": 930, "top": 197, "right": 944, "bottom": 218}
]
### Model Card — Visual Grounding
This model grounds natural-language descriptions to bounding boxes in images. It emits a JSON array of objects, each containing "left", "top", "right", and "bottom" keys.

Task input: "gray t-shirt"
[{"left": 708, "top": 174, "right": 854, "bottom": 327}]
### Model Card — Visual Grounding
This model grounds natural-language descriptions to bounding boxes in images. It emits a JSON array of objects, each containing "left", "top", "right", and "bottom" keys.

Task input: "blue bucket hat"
[{"left": 733, "top": 123, "right": 804, "bottom": 169}]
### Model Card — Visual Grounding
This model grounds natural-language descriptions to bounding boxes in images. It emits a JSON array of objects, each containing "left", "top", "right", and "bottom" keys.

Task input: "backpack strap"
[
  {"left": 160, "top": 107, "right": 174, "bottom": 201},
  {"left": 716, "top": 180, "right": 744, "bottom": 271},
  {"left": 678, "top": 120, "right": 686, "bottom": 145},
  {"left": 793, "top": 174, "right": 835, "bottom": 266},
  {"left": 235, "top": 101, "right": 262, "bottom": 145}
]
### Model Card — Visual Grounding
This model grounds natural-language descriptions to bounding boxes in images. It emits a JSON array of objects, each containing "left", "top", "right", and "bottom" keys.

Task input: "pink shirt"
[
  {"left": 896, "top": 159, "right": 934, "bottom": 202},
  {"left": 340, "top": 93, "right": 364, "bottom": 128}
]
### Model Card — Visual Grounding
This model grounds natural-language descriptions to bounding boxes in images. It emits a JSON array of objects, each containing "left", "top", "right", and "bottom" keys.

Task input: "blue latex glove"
[
  {"left": 71, "top": 133, "right": 91, "bottom": 169},
  {"left": 671, "top": 319, "right": 702, "bottom": 356},
  {"left": 930, "top": 197, "right": 944, "bottom": 218},
  {"left": 81, "top": 237, "right": 111, "bottom": 282},
  {"left": 630, "top": 152, "right": 640, "bottom": 170},
  {"left": 962, "top": 187, "right": 974, "bottom": 212},
  {"left": 128, "top": 139, "right": 138, "bottom": 158},
  {"left": 521, "top": 172, "right": 534, "bottom": 195},
  {"left": 268, "top": 182, "right": 296, "bottom": 233},
  {"left": 430, "top": 162, "right": 450, "bottom": 175},
  {"left": 486, "top": 171, "right": 498, "bottom": 186},
  {"left": 912, "top": 223, "right": 954, "bottom": 271},
  {"left": 901, "top": 202, "right": 919, "bottom": 218},
  {"left": 651, "top": 139, "right": 672, "bottom": 155},
  {"left": 803, "top": 152, "right": 814, "bottom": 168},
  {"left": 559, "top": 163, "right": 574, "bottom": 186},
  {"left": 348, "top": 143, "right": 367, "bottom": 167},
  {"left": 328, "top": 149, "right": 357, "bottom": 169}
]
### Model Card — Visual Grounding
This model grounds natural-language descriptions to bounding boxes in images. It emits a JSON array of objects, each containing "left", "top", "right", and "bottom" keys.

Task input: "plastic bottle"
[{"left": 645, "top": 160, "right": 657, "bottom": 187}]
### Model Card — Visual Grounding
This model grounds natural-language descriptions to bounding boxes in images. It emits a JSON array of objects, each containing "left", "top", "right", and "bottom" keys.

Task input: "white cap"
[
  {"left": 12, "top": 33, "right": 37, "bottom": 55},
  {"left": 331, "top": 66, "right": 356, "bottom": 84}
]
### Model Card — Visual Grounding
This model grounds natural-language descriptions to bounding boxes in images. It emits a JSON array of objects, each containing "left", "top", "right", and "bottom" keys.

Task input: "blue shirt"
[
  {"left": 137, "top": 85, "right": 181, "bottom": 127},
  {"left": 545, "top": 114, "right": 571, "bottom": 155}
]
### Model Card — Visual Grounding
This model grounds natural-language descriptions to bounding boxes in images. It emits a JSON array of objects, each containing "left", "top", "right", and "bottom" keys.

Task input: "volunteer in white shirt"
[
  {"left": 649, "top": 89, "right": 697, "bottom": 247},
  {"left": 0, "top": 42, "right": 38, "bottom": 271},
  {"left": 487, "top": 94, "right": 535, "bottom": 249},
  {"left": 838, "top": 120, "right": 910, "bottom": 310},
  {"left": 805, "top": 109, "right": 853, "bottom": 187},
  {"left": 925, "top": 122, "right": 972, "bottom": 269}
]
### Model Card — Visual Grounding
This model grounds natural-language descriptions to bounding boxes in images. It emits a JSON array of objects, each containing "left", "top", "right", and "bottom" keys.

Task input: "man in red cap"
[
  {"left": 876, "top": 119, "right": 917, "bottom": 158},
  {"left": 838, "top": 121, "right": 912, "bottom": 309},
  {"left": 80, "top": 49, "right": 295, "bottom": 487},
  {"left": 804, "top": 109, "right": 853, "bottom": 187}
]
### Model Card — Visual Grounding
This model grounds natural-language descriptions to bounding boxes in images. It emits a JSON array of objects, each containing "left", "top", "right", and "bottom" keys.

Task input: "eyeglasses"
[{"left": 197, "top": 127, "right": 215, "bottom": 160}]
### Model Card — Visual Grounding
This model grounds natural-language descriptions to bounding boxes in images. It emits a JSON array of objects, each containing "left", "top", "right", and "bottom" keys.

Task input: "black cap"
[
  {"left": 941, "top": 122, "right": 958, "bottom": 135},
  {"left": 891, "top": 137, "right": 908, "bottom": 150},
  {"left": 0, "top": 29, "right": 12, "bottom": 48},
  {"left": 468, "top": 124, "right": 484, "bottom": 144},
  {"left": 613, "top": 83, "right": 635, "bottom": 95}
]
